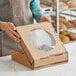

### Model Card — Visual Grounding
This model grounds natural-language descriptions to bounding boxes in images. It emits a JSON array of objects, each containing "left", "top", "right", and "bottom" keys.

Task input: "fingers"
[
  {"left": 7, "top": 22, "right": 21, "bottom": 43},
  {"left": 8, "top": 22, "right": 21, "bottom": 39},
  {"left": 40, "top": 15, "right": 51, "bottom": 22},
  {"left": 44, "top": 16, "right": 51, "bottom": 22},
  {"left": 48, "top": 19, "right": 51, "bottom": 22},
  {"left": 9, "top": 28, "right": 20, "bottom": 39},
  {"left": 6, "top": 30, "right": 20, "bottom": 43},
  {"left": 8, "top": 22, "right": 16, "bottom": 30},
  {"left": 46, "top": 18, "right": 51, "bottom": 22}
]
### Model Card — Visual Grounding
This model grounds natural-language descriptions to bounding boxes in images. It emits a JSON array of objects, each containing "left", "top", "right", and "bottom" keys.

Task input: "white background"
[{"left": 0, "top": 42, "right": 76, "bottom": 76}]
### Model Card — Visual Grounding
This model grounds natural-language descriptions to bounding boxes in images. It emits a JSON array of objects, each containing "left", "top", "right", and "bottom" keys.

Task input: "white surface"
[{"left": 0, "top": 42, "right": 76, "bottom": 76}]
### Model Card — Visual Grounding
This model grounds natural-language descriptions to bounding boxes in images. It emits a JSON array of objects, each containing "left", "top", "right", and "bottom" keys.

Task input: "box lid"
[{"left": 16, "top": 22, "right": 67, "bottom": 64}]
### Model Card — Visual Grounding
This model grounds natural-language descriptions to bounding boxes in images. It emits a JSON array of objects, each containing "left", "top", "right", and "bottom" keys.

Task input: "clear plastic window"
[{"left": 28, "top": 29, "right": 55, "bottom": 51}]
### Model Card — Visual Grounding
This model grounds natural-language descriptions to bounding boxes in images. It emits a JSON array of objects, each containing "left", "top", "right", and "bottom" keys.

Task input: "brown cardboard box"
[{"left": 12, "top": 22, "right": 68, "bottom": 70}]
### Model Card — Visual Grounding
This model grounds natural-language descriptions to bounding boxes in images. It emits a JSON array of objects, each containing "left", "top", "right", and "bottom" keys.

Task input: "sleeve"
[
  {"left": 0, "top": 21, "right": 4, "bottom": 32},
  {"left": 0, "top": 0, "right": 2, "bottom": 4},
  {"left": 30, "top": 0, "right": 43, "bottom": 23},
  {"left": 0, "top": 0, "right": 4, "bottom": 32},
  {"left": 0, "top": 21, "right": 2, "bottom": 23}
]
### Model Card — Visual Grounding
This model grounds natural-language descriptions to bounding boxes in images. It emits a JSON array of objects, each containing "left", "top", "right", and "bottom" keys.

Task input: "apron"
[{"left": 0, "top": 0, "right": 34, "bottom": 56}]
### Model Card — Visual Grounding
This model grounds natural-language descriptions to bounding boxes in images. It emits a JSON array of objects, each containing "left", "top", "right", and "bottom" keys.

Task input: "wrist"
[{"left": 0, "top": 22, "right": 6, "bottom": 30}]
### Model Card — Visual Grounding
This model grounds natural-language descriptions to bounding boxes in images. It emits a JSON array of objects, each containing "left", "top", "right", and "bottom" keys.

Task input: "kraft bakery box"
[{"left": 12, "top": 22, "right": 68, "bottom": 70}]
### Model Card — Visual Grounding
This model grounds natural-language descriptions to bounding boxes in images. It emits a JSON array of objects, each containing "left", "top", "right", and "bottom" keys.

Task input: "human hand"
[
  {"left": 40, "top": 15, "right": 51, "bottom": 22},
  {"left": 0, "top": 22, "right": 20, "bottom": 43}
]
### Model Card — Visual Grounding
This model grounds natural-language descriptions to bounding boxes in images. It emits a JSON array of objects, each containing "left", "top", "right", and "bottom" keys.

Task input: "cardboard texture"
[{"left": 12, "top": 22, "right": 68, "bottom": 70}]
